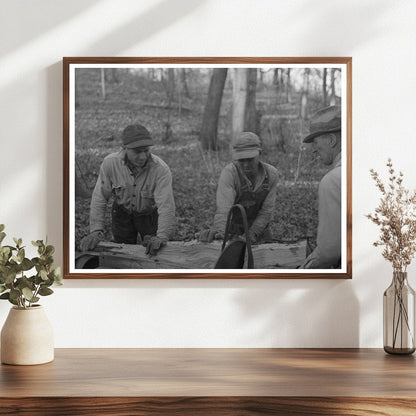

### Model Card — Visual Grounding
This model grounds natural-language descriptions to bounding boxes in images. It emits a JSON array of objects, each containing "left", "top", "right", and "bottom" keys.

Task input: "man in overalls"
[
  {"left": 80, "top": 124, "right": 176, "bottom": 256},
  {"left": 199, "top": 131, "right": 278, "bottom": 244}
]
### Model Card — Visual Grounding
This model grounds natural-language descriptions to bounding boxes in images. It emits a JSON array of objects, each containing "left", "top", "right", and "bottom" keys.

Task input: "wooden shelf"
[{"left": 1, "top": 348, "right": 415, "bottom": 415}]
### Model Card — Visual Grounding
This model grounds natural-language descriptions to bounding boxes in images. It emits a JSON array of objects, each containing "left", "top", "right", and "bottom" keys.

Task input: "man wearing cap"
[
  {"left": 80, "top": 124, "right": 176, "bottom": 256},
  {"left": 199, "top": 131, "right": 278, "bottom": 244},
  {"left": 299, "top": 105, "right": 342, "bottom": 269}
]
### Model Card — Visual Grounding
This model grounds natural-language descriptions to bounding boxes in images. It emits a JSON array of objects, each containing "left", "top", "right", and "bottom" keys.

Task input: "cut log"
[{"left": 81, "top": 240, "right": 307, "bottom": 270}]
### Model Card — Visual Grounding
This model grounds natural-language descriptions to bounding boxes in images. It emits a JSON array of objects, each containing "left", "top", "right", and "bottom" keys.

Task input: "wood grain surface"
[
  {"left": 1, "top": 348, "right": 415, "bottom": 415},
  {"left": 94, "top": 240, "right": 306, "bottom": 269}
]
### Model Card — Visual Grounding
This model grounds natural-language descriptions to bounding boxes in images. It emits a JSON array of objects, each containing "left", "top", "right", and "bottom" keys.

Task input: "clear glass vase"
[{"left": 383, "top": 271, "right": 415, "bottom": 355}]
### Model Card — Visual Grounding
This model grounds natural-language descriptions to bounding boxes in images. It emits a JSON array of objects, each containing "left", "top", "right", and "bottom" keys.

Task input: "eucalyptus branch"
[{"left": 0, "top": 224, "right": 63, "bottom": 309}]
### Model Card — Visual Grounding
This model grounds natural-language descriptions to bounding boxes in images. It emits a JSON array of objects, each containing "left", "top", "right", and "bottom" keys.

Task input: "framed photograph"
[{"left": 63, "top": 57, "right": 352, "bottom": 279}]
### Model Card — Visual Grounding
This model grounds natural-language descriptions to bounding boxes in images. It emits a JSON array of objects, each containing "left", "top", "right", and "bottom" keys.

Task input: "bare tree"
[
  {"left": 100, "top": 68, "right": 106, "bottom": 100},
  {"left": 323, "top": 68, "right": 328, "bottom": 106},
  {"left": 286, "top": 68, "right": 292, "bottom": 103},
  {"left": 232, "top": 69, "right": 248, "bottom": 138},
  {"left": 163, "top": 69, "right": 175, "bottom": 142},
  {"left": 232, "top": 68, "right": 258, "bottom": 138},
  {"left": 330, "top": 68, "right": 336, "bottom": 105},
  {"left": 181, "top": 69, "right": 191, "bottom": 98},
  {"left": 300, "top": 68, "right": 310, "bottom": 119},
  {"left": 273, "top": 68, "right": 279, "bottom": 86},
  {"left": 199, "top": 68, "right": 228, "bottom": 150},
  {"left": 244, "top": 68, "right": 258, "bottom": 132}
]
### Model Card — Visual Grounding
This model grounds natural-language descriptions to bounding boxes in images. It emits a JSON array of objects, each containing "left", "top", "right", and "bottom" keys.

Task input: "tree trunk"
[
  {"left": 82, "top": 240, "right": 307, "bottom": 270},
  {"left": 100, "top": 68, "right": 106, "bottom": 100},
  {"left": 199, "top": 68, "right": 228, "bottom": 150},
  {"left": 162, "top": 69, "right": 175, "bottom": 143},
  {"left": 244, "top": 69, "right": 258, "bottom": 132},
  {"left": 323, "top": 68, "right": 328, "bottom": 106},
  {"left": 330, "top": 68, "right": 336, "bottom": 105},
  {"left": 286, "top": 69, "right": 292, "bottom": 103},
  {"left": 232, "top": 69, "right": 248, "bottom": 139},
  {"left": 273, "top": 68, "right": 279, "bottom": 86},
  {"left": 181, "top": 69, "right": 191, "bottom": 98},
  {"left": 300, "top": 68, "right": 310, "bottom": 120}
]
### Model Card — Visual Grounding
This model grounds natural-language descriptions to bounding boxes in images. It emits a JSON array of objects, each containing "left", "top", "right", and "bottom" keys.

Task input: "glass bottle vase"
[{"left": 383, "top": 271, "right": 416, "bottom": 355}]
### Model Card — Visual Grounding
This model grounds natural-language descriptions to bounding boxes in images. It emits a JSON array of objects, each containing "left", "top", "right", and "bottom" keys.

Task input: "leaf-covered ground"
[{"left": 74, "top": 69, "right": 327, "bottom": 250}]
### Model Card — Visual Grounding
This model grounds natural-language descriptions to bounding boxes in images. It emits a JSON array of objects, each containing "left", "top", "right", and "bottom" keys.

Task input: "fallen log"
[{"left": 76, "top": 240, "right": 307, "bottom": 269}]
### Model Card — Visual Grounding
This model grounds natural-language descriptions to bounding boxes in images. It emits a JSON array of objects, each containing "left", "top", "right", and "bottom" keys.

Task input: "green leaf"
[
  {"left": 32, "top": 240, "right": 43, "bottom": 247},
  {"left": 38, "top": 287, "right": 53, "bottom": 296},
  {"left": 9, "top": 288, "right": 21, "bottom": 301},
  {"left": 8, "top": 297, "right": 18, "bottom": 306},
  {"left": 17, "top": 248, "right": 25, "bottom": 263},
  {"left": 45, "top": 245, "right": 55, "bottom": 256},
  {"left": 20, "top": 258, "right": 34, "bottom": 271},
  {"left": 42, "top": 256, "right": 54, "bottom": 266},
  {"left": 49, "top": 267, "right": 63, "bottom": 285},
  {"left": 13, "top": 237, "right": 22, "bottom": 248},
  {"left": 0, "top": 246, "right": 10, "bottom": 255},
  {"left": 0, "top": 224, "right": 5, "bottom": 232},
  {"left": 1, "top": 270, "right": 16, "bottom": 285},
  {"left": 17, "top": 276, "right": 35, "bottom": 290},
  {"left": 0, "top": 288, "right": 8, "bottom": 296},
  {"left": 0, "top": 285, "right": 6, "bottom": 293},
  {"left": 22, "top": 287, "right": 34, "bottom": 301},
  {"left": 0, "top": 232, "right": 6, "bottom": 244},
  {"left": 39, "top": 269, "right": 48, "bottom": 281}
]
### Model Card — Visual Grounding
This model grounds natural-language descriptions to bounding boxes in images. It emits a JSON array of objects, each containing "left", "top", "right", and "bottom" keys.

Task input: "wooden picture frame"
[{"left": 63, "top": 57, "right": 352, "bottom": 279}]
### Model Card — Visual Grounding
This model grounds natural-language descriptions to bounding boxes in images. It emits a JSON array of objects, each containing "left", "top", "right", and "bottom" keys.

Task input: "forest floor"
[{"left": 74, "top": 69, "right": 327, "bottom": 250}]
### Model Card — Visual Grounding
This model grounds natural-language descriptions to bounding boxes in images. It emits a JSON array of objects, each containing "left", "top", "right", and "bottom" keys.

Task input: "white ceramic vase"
[{"left": 1, "top": 305, "right": 54, "bottom": 365}]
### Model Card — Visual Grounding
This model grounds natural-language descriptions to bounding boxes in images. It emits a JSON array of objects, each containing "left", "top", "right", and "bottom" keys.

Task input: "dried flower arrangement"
[
  {"left": 366, "top": 159, "right": 416, "bottom": 272},
  {"left": 367, "top": 159, "right": 416, "bottom": 354}
]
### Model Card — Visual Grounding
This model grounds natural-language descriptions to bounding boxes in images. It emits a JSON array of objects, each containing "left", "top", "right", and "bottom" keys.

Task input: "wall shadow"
[
  {"left": 1, "top": 0, "right": 101, "bottom": 56},
  {"left": 232, "top": 279, "right": 360, "bottom": 347}
]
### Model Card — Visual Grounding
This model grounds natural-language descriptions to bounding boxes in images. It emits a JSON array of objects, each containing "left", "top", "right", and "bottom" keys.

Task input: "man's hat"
[
  {"left": 302, "top": 105, "right": 341, "bottom": 143},
  {"left": 122, "top": 124, "right": 154, "bottom": 148},
  {"left": 232, "top": 132, "right": 261, "bottom": 160}
]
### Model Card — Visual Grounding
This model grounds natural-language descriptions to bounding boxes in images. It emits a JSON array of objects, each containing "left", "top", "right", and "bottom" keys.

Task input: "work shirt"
[
  {"left": 213, "top": 161, "right": 278, "bottom": 239},
  {"left": 302, "top": 152, "right": 341, "bottom": 268},
  {"left": 89, "top": 149, "right": 176, "bottom": 240}
]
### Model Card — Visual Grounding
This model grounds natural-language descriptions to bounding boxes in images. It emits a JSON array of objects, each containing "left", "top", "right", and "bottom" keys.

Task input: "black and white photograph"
[{"left": 63, "top": 58, "right": 352, "bottom": 278}]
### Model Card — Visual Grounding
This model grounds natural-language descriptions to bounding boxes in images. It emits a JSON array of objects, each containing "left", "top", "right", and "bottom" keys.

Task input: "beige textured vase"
[{"left": 1, "top": 305, "right": 54, "bottom": 365}]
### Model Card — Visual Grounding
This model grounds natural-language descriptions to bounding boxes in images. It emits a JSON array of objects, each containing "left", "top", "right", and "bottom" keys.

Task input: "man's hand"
[
  {"left": 80, "top": 230, "right": 105, "bottom": 251},
  {"left": 241, "top": 230, "right": 257, "bottom": 244},
  {"left": 198, "top": 229, "right": 224, "bottom": 243},
  {"left": 143, "top": 236, "right": 167, "bottom": 256}
]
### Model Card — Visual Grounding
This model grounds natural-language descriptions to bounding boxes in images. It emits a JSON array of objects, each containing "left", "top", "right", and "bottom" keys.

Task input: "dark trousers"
[{"left": 112, "top": 203, "right": 158, "bottom": 244}]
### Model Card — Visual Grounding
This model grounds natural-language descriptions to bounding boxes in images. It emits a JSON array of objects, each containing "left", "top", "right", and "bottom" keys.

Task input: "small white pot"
[{"left": 1, "top": 305, "right": 54, "bottom": 365}]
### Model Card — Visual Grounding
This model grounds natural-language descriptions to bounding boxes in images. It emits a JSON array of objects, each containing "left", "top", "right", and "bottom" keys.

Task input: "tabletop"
[{"left": 1, "top": 348, "right": 415, "bottom": 415}]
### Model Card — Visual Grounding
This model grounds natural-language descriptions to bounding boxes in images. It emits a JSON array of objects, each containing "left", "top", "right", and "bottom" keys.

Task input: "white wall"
[{"left": 1, "top": 0, "right": 415, "bottom": 348}]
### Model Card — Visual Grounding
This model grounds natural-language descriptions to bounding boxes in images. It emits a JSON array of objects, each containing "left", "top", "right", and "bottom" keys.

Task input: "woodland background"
[{"left": 74, "top": 66, "right": 341, "bottom": 250}]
